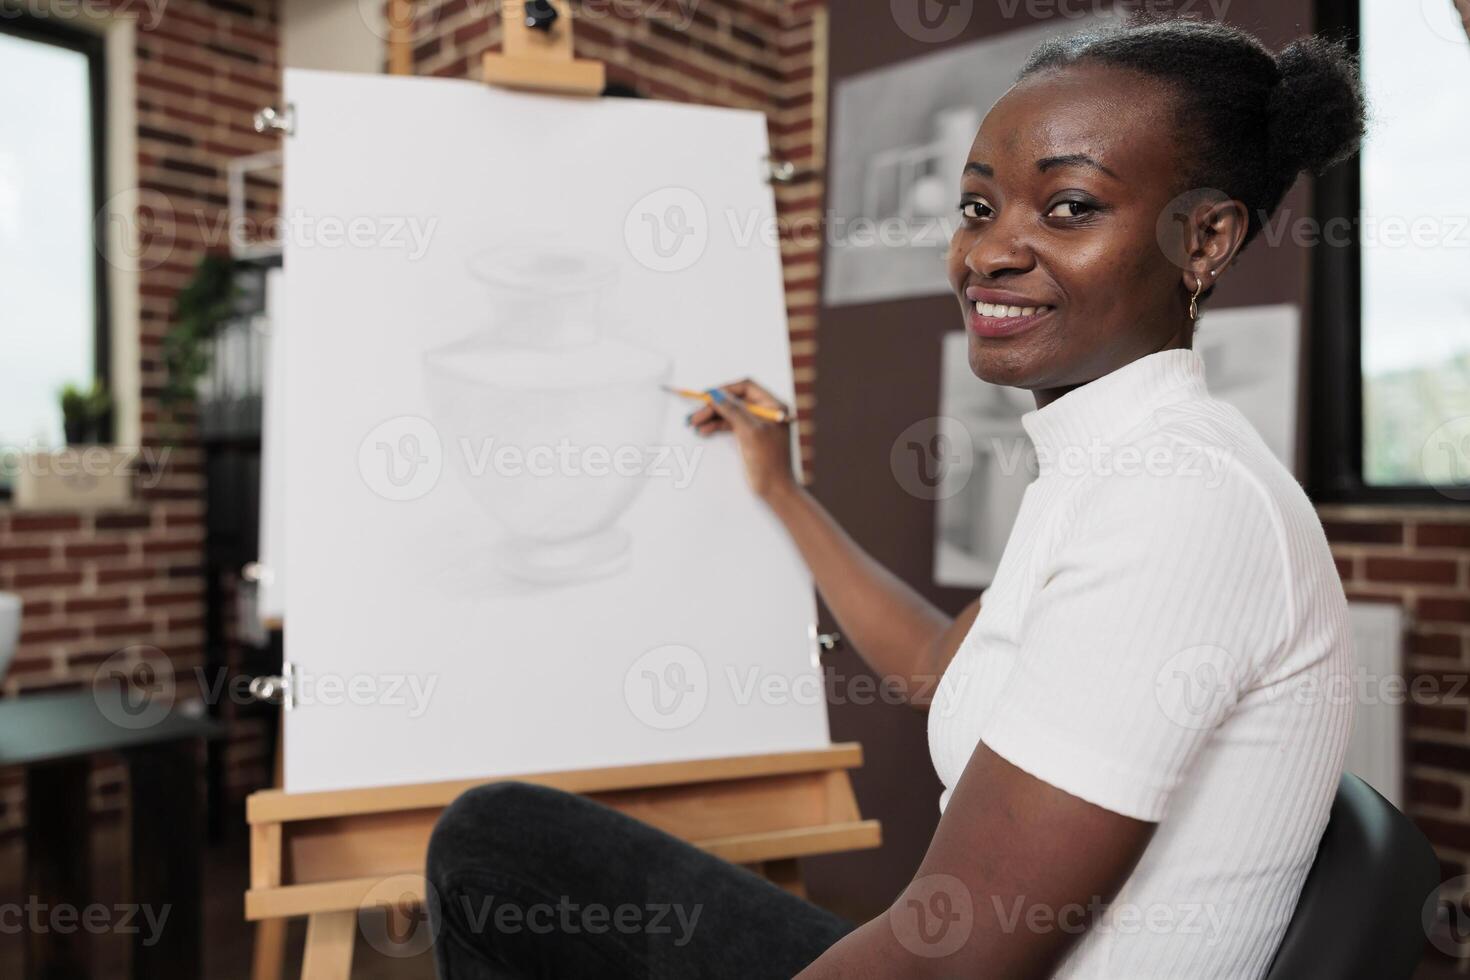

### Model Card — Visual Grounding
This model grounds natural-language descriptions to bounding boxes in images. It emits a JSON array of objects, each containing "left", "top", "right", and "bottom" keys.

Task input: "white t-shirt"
[{"left": 927, "top": 347, "right": 1353, "bottom": 979}]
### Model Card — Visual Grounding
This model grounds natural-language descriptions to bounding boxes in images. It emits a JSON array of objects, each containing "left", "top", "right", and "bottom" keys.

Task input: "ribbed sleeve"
[{"left": 979, "top": 458, "right": 1290, "bottom": 822}]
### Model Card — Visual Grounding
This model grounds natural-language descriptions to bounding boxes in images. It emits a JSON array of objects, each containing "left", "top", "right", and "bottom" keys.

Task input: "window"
[
  {"left": 1311, "top": 0, "right": 1470, "bottom": 502},
  {"left": 1360, "top": 0, "right": 1470, "bottom": 489},
  {"left": 0, "top": 16, "right": 109, "bottom": 469}
]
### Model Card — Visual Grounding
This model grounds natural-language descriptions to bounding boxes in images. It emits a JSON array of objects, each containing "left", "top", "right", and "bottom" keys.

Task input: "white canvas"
[
  {"left": 257, "top": 266, "right": 286, "bottom": 625},
  {"left": 280, "top": 69, "right": 828, "bottom": 793}
]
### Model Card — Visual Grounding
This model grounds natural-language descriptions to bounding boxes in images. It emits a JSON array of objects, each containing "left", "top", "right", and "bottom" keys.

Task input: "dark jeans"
[{"left": 425, "top": 782, "right": 853, "bottom": 979}]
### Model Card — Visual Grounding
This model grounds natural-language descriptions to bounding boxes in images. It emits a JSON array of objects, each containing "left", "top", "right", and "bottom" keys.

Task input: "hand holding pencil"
[
  {"left": 679, "top": 379, "right": 798, "bottom": 501},
  {"left": 664, "top": 384, "right": 791, "bottom": 424}
]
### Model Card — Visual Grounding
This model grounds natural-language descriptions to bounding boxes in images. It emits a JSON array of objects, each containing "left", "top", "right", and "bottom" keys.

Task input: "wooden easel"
[
  {"left": 248, "top": 4, "right": 878, "bottom": 978},
  {"left": 248, "top": 746, "right": 878, "bottom": 977}
]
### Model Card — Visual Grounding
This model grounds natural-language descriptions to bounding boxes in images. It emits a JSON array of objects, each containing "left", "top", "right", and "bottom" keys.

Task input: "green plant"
[
  {"left": 60, "top": 382, "right": 89, "bottom": 425},
  {"left": 162, "top": 252, "right": 239, "bottom": 410},
  {"left": 59, "top": 379, "right": 111, "bottom": 445}
]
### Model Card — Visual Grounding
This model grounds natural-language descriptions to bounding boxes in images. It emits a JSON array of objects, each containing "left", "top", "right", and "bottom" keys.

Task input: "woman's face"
[{"left": 946, "top": 63, "right": 1196, "bottom": 403}]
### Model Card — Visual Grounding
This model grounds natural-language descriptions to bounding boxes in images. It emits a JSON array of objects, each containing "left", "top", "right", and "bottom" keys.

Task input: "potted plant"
[
  {"left": 14, "top": 380, "right": 129, "bottom": 510},
  {"left": 59, "top": 379, "right": 112, "bottom": 446},
  {"left": 163, "top": 253, "right": 238, "bottom": 415}
]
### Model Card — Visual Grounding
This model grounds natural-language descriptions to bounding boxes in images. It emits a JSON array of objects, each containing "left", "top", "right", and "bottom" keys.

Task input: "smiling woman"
[
  {"left": 426, "top": 14, "right": 1378, "bottom": 980},
  {"left": 949, "top": 22, "right": 1363, "bottom": 402}
]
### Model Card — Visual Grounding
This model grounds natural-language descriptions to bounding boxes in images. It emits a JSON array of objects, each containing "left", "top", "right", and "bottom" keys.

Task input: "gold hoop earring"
[{"left": 1189, "top": 276, "right": 1205, "bottom": 321}]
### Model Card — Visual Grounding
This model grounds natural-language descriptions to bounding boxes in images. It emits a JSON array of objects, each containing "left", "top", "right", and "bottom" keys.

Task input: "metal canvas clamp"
[
  {"left": 254, "top": 104, "right": 296, "bottom": 136},
  {"left": 765, "top": 157, "right": 802, "bottom": 184},
  {"left": 247, "top": 661, "right": 296, "bottom": 711}
]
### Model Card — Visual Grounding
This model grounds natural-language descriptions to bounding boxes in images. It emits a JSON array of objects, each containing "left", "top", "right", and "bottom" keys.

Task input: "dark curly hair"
[{"left": 1018, "top": 15, "right": 1366, "bottom": 253}]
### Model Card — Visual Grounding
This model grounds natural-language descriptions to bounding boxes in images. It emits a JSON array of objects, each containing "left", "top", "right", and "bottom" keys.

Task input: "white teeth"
[{"left": 974, "top": 302, "right": 1046, "bottom": 319}]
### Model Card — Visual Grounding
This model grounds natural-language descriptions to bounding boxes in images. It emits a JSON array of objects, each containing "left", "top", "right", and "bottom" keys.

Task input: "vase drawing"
[{"left": 423, "top": 248, "right": 672, "bottom": 585}]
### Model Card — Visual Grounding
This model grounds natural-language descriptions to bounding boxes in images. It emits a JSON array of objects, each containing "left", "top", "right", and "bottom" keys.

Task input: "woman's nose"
[{"left": 962, "top": 220, "right": 1037, "bottom": 279}]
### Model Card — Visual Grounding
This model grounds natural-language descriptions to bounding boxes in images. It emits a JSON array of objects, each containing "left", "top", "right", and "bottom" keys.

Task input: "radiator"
[{"left": 1344, "top": 600, "right": 1407, "bottom": 809}]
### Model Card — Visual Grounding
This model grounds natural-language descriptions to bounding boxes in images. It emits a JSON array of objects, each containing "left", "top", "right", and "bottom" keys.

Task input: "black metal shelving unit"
[{"left": 197, "top": 257, "right": 281, "bottom": 840}]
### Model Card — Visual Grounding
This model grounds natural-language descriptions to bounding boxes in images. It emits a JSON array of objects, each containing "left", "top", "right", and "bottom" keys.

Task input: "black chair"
[{"left": 1264, "top": 773, "right": 1439, "bottom": 980}]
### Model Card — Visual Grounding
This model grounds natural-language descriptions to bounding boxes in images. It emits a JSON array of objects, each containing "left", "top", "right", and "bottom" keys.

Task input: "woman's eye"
[
  {"left": 1047, "top": 199, "right": 1095, "bottom": 219},
  {"left": 957, "top": 200, "right": 993, "bottom": 221}
]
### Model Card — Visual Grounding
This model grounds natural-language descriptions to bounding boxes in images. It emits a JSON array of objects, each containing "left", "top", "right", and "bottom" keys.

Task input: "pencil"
[{"left": 663, "top": 385, "right": 791, "bottom": 424}]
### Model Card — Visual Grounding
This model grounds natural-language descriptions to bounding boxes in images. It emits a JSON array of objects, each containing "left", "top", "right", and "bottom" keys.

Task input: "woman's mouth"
[{"left": 967, "top": 301, "right": 1054, "bottom": 338}]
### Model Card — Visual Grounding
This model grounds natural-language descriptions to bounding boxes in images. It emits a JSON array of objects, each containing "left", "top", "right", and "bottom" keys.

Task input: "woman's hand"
[
  {"left": 686, "top": 378, "right": 797, "bottom": 502},
  {"left": 690, "top": 378, "right": 956, "bottom": 706}
]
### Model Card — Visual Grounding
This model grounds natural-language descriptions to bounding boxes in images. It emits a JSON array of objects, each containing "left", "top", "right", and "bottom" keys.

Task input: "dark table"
[{"left": 0, "top": 684, "right": 221, "bottom": 980}]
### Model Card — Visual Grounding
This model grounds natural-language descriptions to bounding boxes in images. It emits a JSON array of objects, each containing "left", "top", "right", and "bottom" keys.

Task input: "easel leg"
[
  {"left": 251, "top": 918, "right": 289, "bottom": 980},
  {"left": 301, "top": 910, "right": 356, "bottom": 980},
  {"left": 761, "top": 858, "right": 807, "bottom": 899},
  {"left": 253, "top": 716, "right": 288, "bottom": 980}
]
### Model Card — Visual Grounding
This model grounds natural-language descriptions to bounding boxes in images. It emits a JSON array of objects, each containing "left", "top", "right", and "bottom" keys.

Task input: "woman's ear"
[
  {"left": 1182, "top": 198, "right": 1248, "bottom": 286},
  {"left": 1162, "top": 189, "right": 1247, "bottom": 290}
]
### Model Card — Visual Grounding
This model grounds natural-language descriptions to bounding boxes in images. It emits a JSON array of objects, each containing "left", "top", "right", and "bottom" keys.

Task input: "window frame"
[
  {"left": 0, "top": 12, "right": 113, "bottom": 447},
  {"left": 1309, "top": 0, "right": 1469, "bottom": 505}
]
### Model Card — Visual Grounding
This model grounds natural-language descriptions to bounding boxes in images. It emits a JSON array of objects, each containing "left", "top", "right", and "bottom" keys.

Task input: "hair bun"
[{"left": 1268, "top": 36, "right": 1366, "bottom": 178}]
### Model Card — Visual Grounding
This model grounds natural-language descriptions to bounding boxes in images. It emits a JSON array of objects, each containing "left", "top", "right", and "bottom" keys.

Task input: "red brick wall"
[
  {"left": 0, "top": 0, "right": 282, "bottom": 834},
  {"left": 1324, "top": 507, "right": 1470, "bottom": 883}
]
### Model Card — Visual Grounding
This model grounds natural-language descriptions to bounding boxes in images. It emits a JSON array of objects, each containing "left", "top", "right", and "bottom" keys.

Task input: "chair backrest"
[{"left": 1264, "top": 773, "right": 1439, "bottom": 980}]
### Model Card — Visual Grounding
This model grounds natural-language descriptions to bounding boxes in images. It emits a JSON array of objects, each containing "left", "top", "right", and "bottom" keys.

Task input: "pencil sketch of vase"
[{"left": 423, "top": 248, "right": 672, "bottom": 585}]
